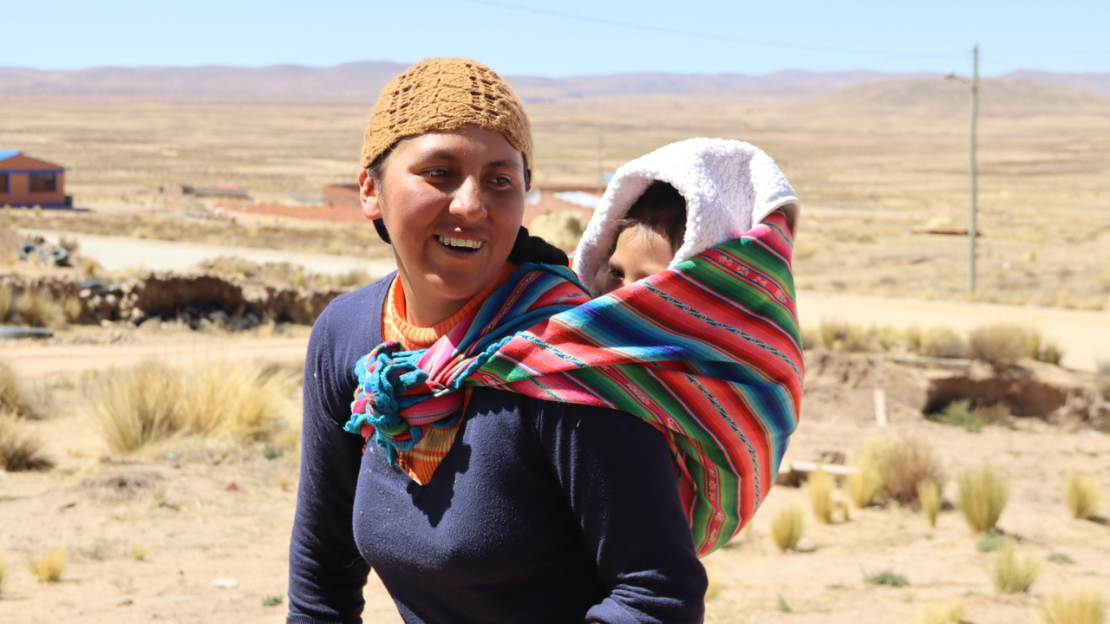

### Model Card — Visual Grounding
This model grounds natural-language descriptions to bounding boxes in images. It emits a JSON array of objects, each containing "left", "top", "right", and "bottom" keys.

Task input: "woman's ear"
[{"left": 359, "top": 169, "right": 382, "bottom": 221}]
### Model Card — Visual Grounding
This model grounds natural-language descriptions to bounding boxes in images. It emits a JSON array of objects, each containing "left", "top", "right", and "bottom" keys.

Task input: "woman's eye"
[
  {"left": 424, "top": 168, "right": 450, "bottom": 179},
  {"left": 489, "top": 175, "right": 512, "bottom": 187}
]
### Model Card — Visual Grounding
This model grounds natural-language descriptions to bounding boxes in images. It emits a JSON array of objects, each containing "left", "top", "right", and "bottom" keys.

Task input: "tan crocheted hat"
[{"left": 361, "top": 58, "right": 533, "bottom": 171}]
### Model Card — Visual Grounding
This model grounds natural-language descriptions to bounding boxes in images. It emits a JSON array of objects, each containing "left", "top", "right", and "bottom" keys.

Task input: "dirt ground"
[{"left": 2, "top": 329, "right": 1108, "bottom": 624}]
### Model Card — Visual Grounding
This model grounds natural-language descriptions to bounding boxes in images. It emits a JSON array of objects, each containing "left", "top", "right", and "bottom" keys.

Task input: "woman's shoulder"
[{"left": 313, "top": 272, "right": 394, "bottom": 332}]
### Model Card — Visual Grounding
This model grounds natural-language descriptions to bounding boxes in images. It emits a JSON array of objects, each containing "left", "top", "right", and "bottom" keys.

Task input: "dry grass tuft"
[
  {"left": 0, "top": 361, "right": 37, "bottom": 418},
  {"left": 818, "top": 320, "right": 869, "bottom": 352},
  {"left": 94, "top": 359, "right": 297, "bottom": 454},
  {"left": 1040, "top": 587, "right": 1107, "bottom": 624},
  {"left": 991, "top": 543, "right": 1040, "bottom": 594},
  {"left": 913, "top": 326, "right": 968, "bottom": 359},
  {"left": 771, "top": 506, "right": 804, "bottom": 552},
  {"left": 959, "top": 465, "right": 1009, "bottom": 534},
  {"left": 4, "top": 289, "right": 67, "bottom": 329},
  {"left": 130, "top": 545, "right": 147, "bottom": 561},
  {"left": 0, "top": 411, "right": 53, "bottom": 471},
  {"left": 28, "top": 548, "right": 66, "bottom": 583},
  {"left": 916, "top": 598, "right": 966, "bottom": 624},
  {"left": 846, "top": 451, "right": 884, "bottom": 508},
  {"left": 968, "top": 324, "right": 1038, "bottom": 368},
  {"left": 870, "top": 437, "right": 945, "bottom": 505},
  {"left": 918, "top": 477, "right": 941, "bottom": 527},
  {"left": 1065, "top": 471, "right": 1103, "bottom": 520},
  {"left": 808, "top": 468, "right": 836, "bottom": 524}
]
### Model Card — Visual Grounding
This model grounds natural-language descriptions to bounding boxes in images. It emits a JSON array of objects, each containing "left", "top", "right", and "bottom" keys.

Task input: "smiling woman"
[{"left": 287, "top": 58, "right": 707, "bottom": 624}]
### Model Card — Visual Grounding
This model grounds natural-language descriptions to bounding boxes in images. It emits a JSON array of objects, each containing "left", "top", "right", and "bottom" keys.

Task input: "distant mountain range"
[{"left": 1, "top": 62, "right": 1108, "bottom": 104}]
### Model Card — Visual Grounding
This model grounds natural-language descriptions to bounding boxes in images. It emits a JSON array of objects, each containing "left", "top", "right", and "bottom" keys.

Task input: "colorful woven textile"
[{"left": 347, "top": 210, "right": 803, "bottom": 556}]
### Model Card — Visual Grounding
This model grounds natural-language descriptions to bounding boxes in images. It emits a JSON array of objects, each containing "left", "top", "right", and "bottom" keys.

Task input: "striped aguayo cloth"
[{"left": 346, "top": 211, "right": 803, "bottom": 556}]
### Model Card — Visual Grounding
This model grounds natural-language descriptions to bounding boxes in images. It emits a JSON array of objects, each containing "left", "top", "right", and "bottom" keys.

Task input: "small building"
[{"left": 0, "top": 150, "right": 70, "bottom": 208}]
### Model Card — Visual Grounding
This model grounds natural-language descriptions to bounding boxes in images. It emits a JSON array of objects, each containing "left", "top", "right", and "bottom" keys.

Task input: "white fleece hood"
[{"left": 573, "top": 138, "right": 799, "bottom": 292}]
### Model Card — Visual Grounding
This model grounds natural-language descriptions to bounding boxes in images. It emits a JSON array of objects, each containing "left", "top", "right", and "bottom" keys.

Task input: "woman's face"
[{"left": 360, "top": 125, "right": 526, "bottom": 326}]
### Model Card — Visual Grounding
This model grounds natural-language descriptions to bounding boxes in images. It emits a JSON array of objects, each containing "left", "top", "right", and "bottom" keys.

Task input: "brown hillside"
[{"left": 786, "top": 77, "right": 1110, "bottom": 118}]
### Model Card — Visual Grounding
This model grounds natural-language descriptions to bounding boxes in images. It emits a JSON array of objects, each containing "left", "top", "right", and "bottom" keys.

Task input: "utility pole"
[
  {"left": 948, "top": 44, "right": 980, "bottom": 296},
  {"left": 968, "top": 44, "right": 979, "bottom": 296}
]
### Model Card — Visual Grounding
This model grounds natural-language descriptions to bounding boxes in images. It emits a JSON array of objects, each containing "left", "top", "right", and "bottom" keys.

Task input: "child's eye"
[{"left": 608, "top": 267, "right": 624, "bottom": 280}]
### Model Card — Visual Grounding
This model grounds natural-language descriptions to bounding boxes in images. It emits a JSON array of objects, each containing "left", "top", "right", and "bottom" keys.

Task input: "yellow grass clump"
[
  {"left": 913, "top": 326, "right": 968, "bottom": 359},
  {"left": 771, "top": 506, "right": 804, "bottom": 552},
  {"left": 958, "top": 465, "right": 1009, "bottom": 534},
  {"left": 28, "top": 548, "right": 66, "bottom": 583},
  {"left": 991, "top": 543, "right": 1040, "bottom": 594},
  {"left": 0, "top": 411, "right": 52, "bottom": 471},
  {"left": 916, "top": 598, "right": 966, "bottom": 624},
  {"left": 870, "top": 437, "right": 945, "bottom": 505},
  {"left": 846, "top": 452, "right": 884, "bottom": 508},
  {"left": 808, "top": 468, "right": 836, "bottom": 524},
  {"left": 1065, "top": 471, "right": 1103, "bottom": 520},
  {"left": 93, "top": 359, "right": 297, "bottom": 454},
  {"left": 918, "top": 477, "right": 941, "bottom": 527},
  {"left": 3, "top": 288, "right": 67, "bottom": 329},
  {"left": 1040, "top": 588, "right": 1107, "bottom": 624},
  {"left": 0, "top": 360, "right": 36, "bottom": 418},
  {"left": 968, "top": 324, "right": 1037, "bottom": 368}
]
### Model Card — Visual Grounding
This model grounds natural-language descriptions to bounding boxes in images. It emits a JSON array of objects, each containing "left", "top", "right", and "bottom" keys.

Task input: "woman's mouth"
[{"left": 436, "top": 235, "right": 484, "bottom": 254}]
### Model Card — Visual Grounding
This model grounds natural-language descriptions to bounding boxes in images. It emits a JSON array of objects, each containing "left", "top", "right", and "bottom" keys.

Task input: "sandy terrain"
[{"left": 2, "top": 331, "right": 1108, "bottom": 624}]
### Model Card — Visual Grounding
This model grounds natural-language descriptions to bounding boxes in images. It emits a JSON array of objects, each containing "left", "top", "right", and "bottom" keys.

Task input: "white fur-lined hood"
[{"left": 572, "top": 138, "right": 799, "bottom": 292}]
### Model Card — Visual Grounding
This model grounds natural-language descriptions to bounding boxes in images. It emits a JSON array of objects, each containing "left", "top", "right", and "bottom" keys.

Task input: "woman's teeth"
[{"left": 438, "top": 236, "right": 483, "bottom": 250}]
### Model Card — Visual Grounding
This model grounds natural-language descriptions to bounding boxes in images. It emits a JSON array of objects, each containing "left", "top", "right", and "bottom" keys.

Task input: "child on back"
[{"left": 574, "top": 138, "right": 799, "bottom": 298}]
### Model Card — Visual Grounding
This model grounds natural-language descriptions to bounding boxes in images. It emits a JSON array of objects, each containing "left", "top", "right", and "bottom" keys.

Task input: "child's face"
[{"left": 598, "top": 224, "right": 675, "bottom": 294}]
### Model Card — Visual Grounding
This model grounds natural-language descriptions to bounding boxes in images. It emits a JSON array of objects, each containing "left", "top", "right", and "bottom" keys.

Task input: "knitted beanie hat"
[{"left": 361, "top": 58, "right": 533, "bottom": 171}]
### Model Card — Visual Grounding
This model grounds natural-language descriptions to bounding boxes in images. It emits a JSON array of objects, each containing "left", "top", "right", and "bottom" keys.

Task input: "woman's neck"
[{"left": 391, "top": 263, "right": 517, "bottom": 340}]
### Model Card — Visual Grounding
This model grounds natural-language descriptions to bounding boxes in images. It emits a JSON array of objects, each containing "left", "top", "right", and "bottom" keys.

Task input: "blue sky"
[{"left": 3, "top": 0, "right": 1107, "bottom": 76}]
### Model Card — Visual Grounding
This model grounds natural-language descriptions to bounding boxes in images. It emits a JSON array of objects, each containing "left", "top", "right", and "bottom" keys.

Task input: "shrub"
[
  {"left": 818, "top": 320, "right": 868, "bottom": 352},
  {"left": 918, "top": 478, "right": 941, "bottom": 527},
  {"left": 1047, "top": 552, "right": 1074, "bottom": 565},
  {"left": 1066, "top": 472, "right": 1102, "bottom": 520},
  {"left": 916, "top": 326, "right": 968, "bottom": 359},
  {"left": 917, "top": 598, "right": 966, "bottom": 624},
  {"left": 809, "top": 468, "right": 835, "bottom": 524},
  {"left": 771, "top": 506, "right": 803, "bottom": 552},
  {"left": 977, "top": 534, "right": 1009, "bottom": 553},
  {"left": 958, "top": 466, "right": 1009, "bottom": 534},
  {"left": 0, "top": 361, "right": 36, "bottom": 418},
  {"left": 94, "top": 360, "right": 296, "bottom": 454},
  {"left": 28, "top": 548, "right": 66, "bottom": 582},
  {"left": 864, "top": 569, "right": 908, "bottom": 587},
  {"left": 930, "top": 399, "right": 981, "bottom": 433},
  {"left": 7, "top": 289, "right": 67, "bottom": 329},
  {"left": 846, "top": 452, "right": 884, "bottom": 508},
  {"left": 929, "top": 400, "right": 1013, "bottom": 433},
  {"left": 968, "top": 324, "right": 1035, "bottom": 368},
  {"left": 873, "top": 437, "right": 945, "bottom": 505},
  {"left": 0, "top": 411, "right": 52, "bottom": 471},
  {"left": 991, "top": 543, "right": 1040, "bottom": 594},
  {"left": 1040, "top": 588, "right": 1106, "bottom": 624}
]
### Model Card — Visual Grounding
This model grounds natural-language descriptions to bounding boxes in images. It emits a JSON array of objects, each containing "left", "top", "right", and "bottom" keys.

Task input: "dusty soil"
[{"left": 2, "top": 332, "right": 1108, "bottom": 624}]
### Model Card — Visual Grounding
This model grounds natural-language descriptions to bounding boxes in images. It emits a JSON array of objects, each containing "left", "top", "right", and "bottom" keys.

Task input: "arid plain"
[{"left": 1, "top": 73, "right": 1109, "bottom": 623}]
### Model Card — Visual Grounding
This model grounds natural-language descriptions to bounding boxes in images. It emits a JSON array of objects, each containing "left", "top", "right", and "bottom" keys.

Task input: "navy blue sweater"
[{"left": 287, "top": 275, "right": 706, "bottom": 624}]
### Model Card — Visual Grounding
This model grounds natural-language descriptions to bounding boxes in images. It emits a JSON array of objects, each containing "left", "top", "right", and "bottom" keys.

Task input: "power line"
[{"left": 459, "top": 0, "right": 968, "bottom": 61}]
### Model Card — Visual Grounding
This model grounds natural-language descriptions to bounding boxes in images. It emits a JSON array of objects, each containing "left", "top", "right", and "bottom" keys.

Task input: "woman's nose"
[{"left": 449, "top": 176, "right": 486, "bottom": 221}]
